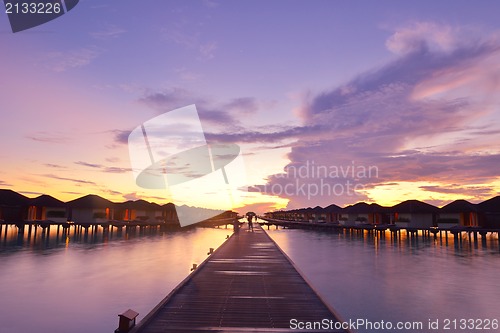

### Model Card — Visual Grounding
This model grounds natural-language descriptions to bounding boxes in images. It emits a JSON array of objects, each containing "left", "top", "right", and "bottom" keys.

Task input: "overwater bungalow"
[
  {"left": 27, "top": 194, "right": 68, "bottom": 223},
  {"left": 340, "top": 202, "right": 368, "bottom": 225},
  {"left": 438, "top": 199, "right": 478, "bottom": 228},
  {"left": 310, "top": 206, "right": 326, "bottom": 222},
  {"left": 0, "top": 189, "right": 29, "bottom": 223},
  {"left": 270, "top": 208, "right": 303, "bottom": 221},
  {"left": 391, "top": 200, "right": 439, "bottom": 228},
  {"left": 67, "top": 194, "right": 115, "bottom": 224},
  {"left": 163, "top": 203, "right": 179, "bottom": 224},
  {"left": 477, "top": 196, "right": 500, "bottom": 228},
  {"left": 340, "top": 202, "right": 389, "bottom": 226},
  {"left": 116, "top": 200, "right": 164, "bottom": 223},
  {"left": 324, "top": 203, "right": 342, "bottom": 223},
  {"left": 290, "top": 208, "right": 307, "bottom": 221}
]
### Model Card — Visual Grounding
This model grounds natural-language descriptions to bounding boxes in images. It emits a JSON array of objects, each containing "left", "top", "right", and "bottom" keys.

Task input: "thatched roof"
[
  {"left": 311, "top": 205, "right": 324, "bottom": 213},
  {"left": 324, "top": 203, "right": 342, "bottom": 213},
  {"left": 343, "top": 202, "right": 387, "bottom": 214},
  {"left": 119, "top": 199, "right": 162, "bottom": 210},
  {"left": 0, "top": 189, "right": 29, "bottom": 206},
  {"left": 67, "top": 194, "right": 114, "bottom": 208},
  {"left": 440, "top": 199, "right": 477, "bottom": 213},
  {"left": 392, "top": 200, "right": 439, "bottom": 213},
  {"left": 29, "top": 194, "right": 66, "bottom": 208},
  {"left": 477, "top": 196, "right": 500, "bottom": 213},
  {"left": 162, "top": 202, "right": 177, "bottom": 211}
]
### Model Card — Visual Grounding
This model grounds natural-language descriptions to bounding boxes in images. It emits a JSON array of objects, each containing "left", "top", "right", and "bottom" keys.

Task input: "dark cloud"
[
  {"left": 205, "top": 124, "right": 325, "bottom": 143},
  {"left": 43, "top": 174, "right": 96, "bottom": 185},
  {"left": 102, "top": 189, "right": 122, "bottom": 196},
  {"left": 113, "top": 130, "right": 131, "bottom": 145},
  {"left": 419, "top": 184, "right": 494, "bottom": 198},
  {"left": 75, "top": 161, "right": 102, "bottom": 168},
  {"left": 26, "top": 132, "right": 69, "bottom": 144},
  {"left": 104, "top": 167, "right": 130, "bottom": 173},
  {"left": 198, "top": 108, "right": 237, "bottom": 126},
  {"left": 74, "top": 161, "right": 130, "bottom": 174},
  {"left": 138, "top": 88, "right": 198, "bottom": 112},
  {"left": 137, "top": 89, "right": 261, "bottom": 130},
  {"left": 0, "top": 180, "right": 12, "bottom": 186},
  {"left": 115, "top": 90, "right": 270, "bottom": 150},
  {"left": 63, "top": 191, "right": 83, "bottom": 195},
  {"left": 45, "top": 163, "right": 66, "bottom": 169}
]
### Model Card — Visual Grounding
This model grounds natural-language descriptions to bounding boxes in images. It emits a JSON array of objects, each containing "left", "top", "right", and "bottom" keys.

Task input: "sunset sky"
[{"left": 1, "top": 0, "right": 500, "bottom": 213}]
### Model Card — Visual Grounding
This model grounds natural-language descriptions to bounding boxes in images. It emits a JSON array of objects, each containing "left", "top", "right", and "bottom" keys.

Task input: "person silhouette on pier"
[
  {"left": 247, "top": 215, "right": 253, "bottom": 232},
  {"left": 233, "top": 218, "right": 240, "bottom": 235}
]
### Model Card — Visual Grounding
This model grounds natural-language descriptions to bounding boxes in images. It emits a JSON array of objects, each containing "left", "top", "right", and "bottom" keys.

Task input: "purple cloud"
[
  {"left": 259, "top": 25, "right": 500, "bottom": 208},
  {"left": 26, "top": 132, "right": 70, "bottom": 144},
  {"left": 75, "top": 161, "right": 130, "bottom": 173},
  {"left": 113, "top": 130, "right": 130, "bottom": 145},
  {"left": 419, "top": 184, "right": 494, "bottom": 199},
  {"left": 112, "top": 91, "right": 264, "bottom": 147},
  {"left": 45, "top": 163, "right": 67, "bottom": 169},
  {"left": 43, "top": 174, "right": 96, "bottom": 185},
  {"left": 224, "top": 97, "right": 258, "bottom": 114},
  {"left": 75, "top": 161, "right": 102, "bottom": 168}
]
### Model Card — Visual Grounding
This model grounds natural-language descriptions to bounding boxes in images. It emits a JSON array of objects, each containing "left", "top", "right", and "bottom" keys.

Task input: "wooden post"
[
  {"left": 453, "top": 231, "right": 459, "bottom": 246},
  {"left": 479, "top": 231, "right": 487, "bottom": 248},
  {"left": 27, "top": 224, "right": 32, "bottom": 239}
]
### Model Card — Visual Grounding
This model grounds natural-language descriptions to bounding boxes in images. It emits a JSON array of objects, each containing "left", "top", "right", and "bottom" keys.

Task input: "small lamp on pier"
[{"left": 115, "top": 309, "right": 139, "bottom": 333}]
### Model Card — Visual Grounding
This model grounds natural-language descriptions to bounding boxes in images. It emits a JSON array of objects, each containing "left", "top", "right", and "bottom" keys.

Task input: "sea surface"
[
  {"left": 266, "top": 227, "right": 500, "bottom": 332},
  {"left": 1, "top": 223, "right": 499, "bottom": 333},
  {"left": 0, "top": 224, "right": 230, "bottom": 333}
]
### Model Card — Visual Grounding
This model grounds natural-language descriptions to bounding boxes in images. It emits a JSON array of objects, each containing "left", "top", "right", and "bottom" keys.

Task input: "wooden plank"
[{"left": 131, "top": 224, "right": 348, "bottom": 333}]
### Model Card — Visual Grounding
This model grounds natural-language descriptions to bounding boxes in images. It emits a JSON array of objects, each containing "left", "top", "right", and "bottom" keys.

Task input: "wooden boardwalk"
[{"left": 131, "top": 224, "right": 348, "bottom": 333}]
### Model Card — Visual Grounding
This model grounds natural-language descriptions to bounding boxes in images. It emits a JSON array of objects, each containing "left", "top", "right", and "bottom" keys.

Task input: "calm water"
[
  {"left": 266, "top": 227, "right": 500, "bottom": 332},
  {"left": 1, "top": 224, "right": 499, "bottom": 333},
  {"left": 0, "top": 225, "right": 231, "bottom": 333}
]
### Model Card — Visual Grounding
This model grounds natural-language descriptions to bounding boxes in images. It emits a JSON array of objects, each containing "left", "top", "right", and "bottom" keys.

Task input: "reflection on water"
[
  {"left": 266, "top": 228, "right": 500, "bottom": 333},
  {"left": 0, "top": 224, "right": 231, "bottom": 333},
  {"left": 2, "top": 223, "right": 499, "bottom": 333},
  {"left": 0, "top": 224, "right": 186, "bottom": 251}
]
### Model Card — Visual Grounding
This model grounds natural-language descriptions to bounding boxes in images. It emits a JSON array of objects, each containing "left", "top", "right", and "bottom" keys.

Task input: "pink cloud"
[{"left": 385, "top": 22, "right": 463, "bottom": 55}]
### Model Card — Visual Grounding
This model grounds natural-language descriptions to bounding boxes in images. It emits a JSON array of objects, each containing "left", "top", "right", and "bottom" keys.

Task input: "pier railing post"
[{"left": 115, "top": 309, "right": 139, "bottom": 333}]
